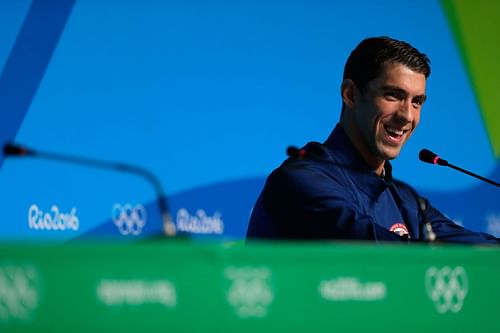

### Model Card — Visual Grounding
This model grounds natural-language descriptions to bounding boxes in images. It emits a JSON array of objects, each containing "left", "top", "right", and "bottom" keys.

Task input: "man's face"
[{"left": 353, "top": 62, "right": 427, "bottom": 163}]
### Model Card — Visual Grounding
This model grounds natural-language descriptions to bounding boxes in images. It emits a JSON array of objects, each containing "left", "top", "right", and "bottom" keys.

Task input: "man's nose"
[{"left": 397, "top": 99, "right": 414, "bottom": 122}]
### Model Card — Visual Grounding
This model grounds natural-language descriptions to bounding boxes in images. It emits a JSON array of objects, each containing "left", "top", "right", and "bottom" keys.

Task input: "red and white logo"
[{"left": 390, "top": 223, "right": 409, "bottom": 238}]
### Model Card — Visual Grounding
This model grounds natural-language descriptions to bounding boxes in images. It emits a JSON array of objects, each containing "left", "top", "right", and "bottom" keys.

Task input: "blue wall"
[{"left": 0, "top": 0, "right": 498, "bottom": 241}]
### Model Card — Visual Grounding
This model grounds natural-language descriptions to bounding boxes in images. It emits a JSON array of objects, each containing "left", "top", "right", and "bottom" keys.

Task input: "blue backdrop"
[{"left": 0, "top": 0, "right": 498, "bottom": 241}]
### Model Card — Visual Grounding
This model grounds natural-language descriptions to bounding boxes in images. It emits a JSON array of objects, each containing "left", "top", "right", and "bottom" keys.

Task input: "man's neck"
[{"left": 339, "top": 121, "right": 385, "bottom": 176}]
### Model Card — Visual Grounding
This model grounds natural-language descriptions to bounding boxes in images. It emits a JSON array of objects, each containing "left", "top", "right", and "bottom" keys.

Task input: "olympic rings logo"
[
  {"left": 425, "top": 266, "right": 468, "bottom": 313},
  {"left": 111, "top": 204, "right": 147, "bottom": 236}
]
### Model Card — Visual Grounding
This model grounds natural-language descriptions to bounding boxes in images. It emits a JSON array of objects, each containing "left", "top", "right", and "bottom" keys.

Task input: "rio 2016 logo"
[
  {"left": 176, "top": 208, "right": 224, "bottom": 235},
  {"left": 28, "top": 204, "right": 79, "bottom": 231}
]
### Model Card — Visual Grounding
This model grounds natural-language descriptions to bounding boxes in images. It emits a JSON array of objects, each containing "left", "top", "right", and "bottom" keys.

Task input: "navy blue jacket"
[{"left": 247, "top": 124, "right": 499, "bottom": 244}]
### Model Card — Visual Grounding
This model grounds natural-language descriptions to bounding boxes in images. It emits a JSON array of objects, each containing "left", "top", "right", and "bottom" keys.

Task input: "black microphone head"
[
  {"left": 286, "top": 146, "right": 303, "bottom": 158},
  {"left": 419, "top": 149, "right": 448, "bottom": 166},
  {"left": 3, "top": 143, "right": 32, "bottom": 156},
  {"left": 418, "top": 149, "right": 437, "bottom": 164}
]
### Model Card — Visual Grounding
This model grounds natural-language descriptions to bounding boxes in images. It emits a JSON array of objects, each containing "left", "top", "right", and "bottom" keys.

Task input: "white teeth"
[{"left": 385, "top": 126, "right": 403, "bottom": 136}]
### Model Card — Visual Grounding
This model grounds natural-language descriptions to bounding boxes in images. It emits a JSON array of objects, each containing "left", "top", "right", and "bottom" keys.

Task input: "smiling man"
[{"left": 247, "top": 36, "right": 499, "bottom": 243}]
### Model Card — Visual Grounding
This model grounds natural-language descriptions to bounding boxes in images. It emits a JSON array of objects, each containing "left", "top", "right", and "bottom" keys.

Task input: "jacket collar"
[{"left": 323, "top": 123, "right": 393, "bottom": 198}]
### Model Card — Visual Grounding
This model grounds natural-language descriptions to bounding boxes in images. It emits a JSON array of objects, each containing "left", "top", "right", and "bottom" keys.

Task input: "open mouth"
[{"left": 384, "top": 126, "right": 408, "bottom": 140}]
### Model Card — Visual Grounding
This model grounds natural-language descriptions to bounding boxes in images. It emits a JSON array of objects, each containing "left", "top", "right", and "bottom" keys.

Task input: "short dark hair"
[{"left": 343, "top": 36, "right": 431, "bottom": 94}]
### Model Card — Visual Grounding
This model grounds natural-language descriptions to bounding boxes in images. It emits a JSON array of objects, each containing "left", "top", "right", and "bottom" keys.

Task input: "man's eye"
[{"left": 412, "top": 98, "right": 424, "bottom": 107}]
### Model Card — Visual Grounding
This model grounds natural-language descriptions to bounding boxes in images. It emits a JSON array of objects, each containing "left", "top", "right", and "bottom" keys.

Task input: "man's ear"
[{"left": 341, "top": 79, "right": 356, "bottom": 109}]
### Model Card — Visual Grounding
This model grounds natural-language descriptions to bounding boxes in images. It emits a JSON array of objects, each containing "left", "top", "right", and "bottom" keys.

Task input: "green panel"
[
  {"left": 441, "top": 0, "right": 500, "bottom": 157},
  {"left": 0, "top": 240, "right": 499, "bottom": 332}
]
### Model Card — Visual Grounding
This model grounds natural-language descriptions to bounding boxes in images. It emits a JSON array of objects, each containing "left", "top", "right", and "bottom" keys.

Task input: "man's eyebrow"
[
  {"left": 416, "top": 94, "right": 427, "bottom": 103},
  {"left": 381, "top": 85, "right": 407, "bottom": 93},
  {"left": 381, "top": 85, "right": 427, "bottom": 101}
]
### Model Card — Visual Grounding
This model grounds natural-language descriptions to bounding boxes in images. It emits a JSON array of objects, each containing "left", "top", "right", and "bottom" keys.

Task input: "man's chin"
[{"left": 377, "top": 146, "right": 402, "bottom": 161}]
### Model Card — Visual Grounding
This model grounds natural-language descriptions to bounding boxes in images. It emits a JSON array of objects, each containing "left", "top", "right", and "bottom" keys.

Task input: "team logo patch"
[{"left": 390, "top": 223, "right": 409, "bottom": 238}]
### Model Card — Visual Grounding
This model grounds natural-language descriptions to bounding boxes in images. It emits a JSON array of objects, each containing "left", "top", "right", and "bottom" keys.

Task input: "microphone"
[
  {"left": 286, "top": 144, "right": 324, "bottom": 159},
  {"left": 286, "top": 146, "right": 306, "bottom": 159},
  {"left": 3, "top": 144, "right": 33, "bottom": 156},
  {"left": 418, "top": 149, "right": 448, "bottom": 166},
  {"left": 3, "top": 143, "right": 177, "bottom": 237},
  {"left": 416, "top": 196, "right": 436, "bottom": 242},
  {"left": 419, "top": 149, "right": 500, "bottom": 187}
]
